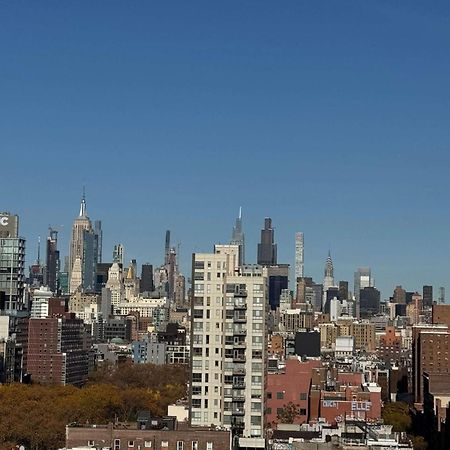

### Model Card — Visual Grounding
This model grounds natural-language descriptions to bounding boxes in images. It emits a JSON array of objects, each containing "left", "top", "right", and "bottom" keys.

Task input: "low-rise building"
[{"left": 66, "top": 416, "right": 231, "bottom": 450}]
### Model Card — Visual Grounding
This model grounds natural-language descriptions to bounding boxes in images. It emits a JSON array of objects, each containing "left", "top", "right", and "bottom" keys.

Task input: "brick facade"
[{"left": 66, "top": 425, "right": 231, "bottom": 450}]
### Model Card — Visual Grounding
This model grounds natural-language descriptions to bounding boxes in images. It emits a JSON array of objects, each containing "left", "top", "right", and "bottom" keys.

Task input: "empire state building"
[{"left": 69, "top": 194, "right": 101, "bottom": 293}]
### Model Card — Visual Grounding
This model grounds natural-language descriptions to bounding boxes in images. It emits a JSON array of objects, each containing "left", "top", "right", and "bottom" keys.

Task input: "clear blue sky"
[{"left": 2, "top": 1, "right": 450, "bottom": 299}]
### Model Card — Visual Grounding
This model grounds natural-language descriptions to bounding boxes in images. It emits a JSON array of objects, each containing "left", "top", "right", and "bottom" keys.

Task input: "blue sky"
[{"left": 1, "top": 1, "right": 450, "bottom": 299}]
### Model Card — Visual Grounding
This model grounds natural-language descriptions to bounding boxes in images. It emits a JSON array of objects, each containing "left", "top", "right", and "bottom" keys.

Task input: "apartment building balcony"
[
  {"left": 233, "top": 314, "right": 247, "bottom": 323},
  {"left": 233, "top": 355, "right": 246, "bottom": 363},
  {"left": 234, "top": 289, "right": 247, "bottom": 298},
  {"left": 233, "top": 329, "right": 246, "bottom": 336},
  {"left": 234, "top": 302, "right": 247, "bottom": 310},
  {"left": 232, "top": 366, "right": 246, "bottom": 376}
]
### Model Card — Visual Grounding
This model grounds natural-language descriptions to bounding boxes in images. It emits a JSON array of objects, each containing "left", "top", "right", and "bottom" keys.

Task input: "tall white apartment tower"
[
  {"left": 190, "top": 244, "right": 266, "bottom": 447},
  {"left": 294, "top": 232, "right": 304, "bottom": 281}
]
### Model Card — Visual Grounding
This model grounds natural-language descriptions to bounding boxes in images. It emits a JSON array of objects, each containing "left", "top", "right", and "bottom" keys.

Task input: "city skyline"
[
  {"left": 2, "top": 1, "right": 450, "bottom": 299},
  {"left": 5, "top": 195, "right": 448, "bottom": 302}
]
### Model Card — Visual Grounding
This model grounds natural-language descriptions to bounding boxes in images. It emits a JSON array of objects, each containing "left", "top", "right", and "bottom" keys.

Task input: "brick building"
[
  {"left": 66, "top": 421, "right": 231, "bottom": 450},
  {"left": 378, "top": 326, "right": 402, "bottom": 363},
  {"left": 17, "top": 314, "right": 91, "bottom": 386},
  {"left": 309, "top": 372, "right": 382, "bottom": 425},
  {"left": 412, "top": 324, "right": 450, "bottom": 404},
  {"left": 433, "top": 304, "right": 450, "bottom": 328},
  {"left": 265, "top": 358, "right": 321, "bottom": 426}
]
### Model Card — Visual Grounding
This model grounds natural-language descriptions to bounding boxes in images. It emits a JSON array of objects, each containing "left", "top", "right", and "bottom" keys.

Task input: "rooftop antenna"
[{"left": 37, "top": 236, "right": 41, "bottom": 265}]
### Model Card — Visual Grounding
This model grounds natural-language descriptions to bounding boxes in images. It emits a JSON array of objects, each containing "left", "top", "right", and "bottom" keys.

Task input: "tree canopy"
[
  {"left": 382, "top": 401, "right": 412, "bottom": 432},
  {"left": 0, "top": 363, "right": 188, "bottom": 449}
]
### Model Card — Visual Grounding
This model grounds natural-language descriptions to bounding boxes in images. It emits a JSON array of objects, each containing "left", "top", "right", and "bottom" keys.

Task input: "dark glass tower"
[
  {"left": 140, "top": 264, "right": 154, "bottom": 293},
  {"left": 423, "top": 285, "right": 433, "bottom": 308},
  {"left": 45, "top": 228, "right": 60, "bottom": 293},
  {"left": 257, "top": 218, "right": 277, "bottom": 266}
]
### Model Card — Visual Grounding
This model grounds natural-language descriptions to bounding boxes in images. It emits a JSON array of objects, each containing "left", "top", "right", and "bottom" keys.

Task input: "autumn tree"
[
  {"left": 382, "top": 402, "right": 412, "bottom": 432},
  {"left": 276, "top": 402, "right": 302, "bottom": 424}
]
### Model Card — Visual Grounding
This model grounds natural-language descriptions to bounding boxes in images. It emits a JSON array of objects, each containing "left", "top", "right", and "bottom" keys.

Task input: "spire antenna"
[
  {"left": 37, "top": 236, "right": 41, "bottom": 265},
  {"left": 79, "top": 187, "right": 87, "bottom": 217}
]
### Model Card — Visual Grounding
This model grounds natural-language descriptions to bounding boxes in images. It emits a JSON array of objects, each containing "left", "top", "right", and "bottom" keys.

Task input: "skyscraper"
[
  {"left": 94, "top": 220, "right": 102, "bottom": 264},
  {"left": 165, "top": 230, "right": 171, "bottom": 265},
  {"left": 190, "top": 244, "right": 266, "bottom": 444},
  {"left": 113, "top": 244, "right": 124, "bottom": 265},
  {"left": 423, "top": 285, "right": 433, "bottom": 308},
  {"left": 257, "top": 217, "right": 277, "bottom": 266},
  {"left": 106, "top": 262, "right": 124, "bottom": 314},
  {"left": 69, "top": 194, "right": 92, "bottom": 293},
  {"left": 354, "top": 267, "right": 373, "bottom": 319},
  {"left": 294, "top": 232, "right": 304, "bottom": 282},
  {"left": 338, "top": 280, "right": 349, "bottom": 300},
  {"left": 69, "top": 193, "right": 101, "bottom": 293},
  {"left": 0, "top": 212, "right": 25, "bottom": 313},
  {"left": 359, "top": 286, "right": 381, "bottom": 318},
  {"left": 322, "top": 251, "right": 335, "bottom": 305},
  {"left": 267, "top": 264, "right": 289, "bottom": 311},
  {"left": 140, "top": 264, "right": 154, "bottom": 294},
  {"left": 231, "top": 207, "right": 245, "bottom": 266},
  {"left": 45, "top": 228, "right": 60, "bottom": 293}
]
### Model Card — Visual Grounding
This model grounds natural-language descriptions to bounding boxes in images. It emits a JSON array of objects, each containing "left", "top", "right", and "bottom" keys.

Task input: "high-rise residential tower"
[
  {"left": 0, "top": 212, "right": 25, "bottom": 313},
  {"left": 165, "top": 230, "right": 171, "bottom": 265},
  {"left": 257, "top": 218, "right": 277, "bottom": 266},
  {"left": 45, "top": 228, "right": 60, "bottom": 293},
  {"left": 94, "top": 220, "right": 102, "bottom": 264},
  {"left": 231, "top": 207, "right": 245, "bottom": 266},
  {"left": 190, "top": 244, "right": 266, "bottom": 446},
  {"left": 294, "top": 232, "right": 304, "bottom": 281}
]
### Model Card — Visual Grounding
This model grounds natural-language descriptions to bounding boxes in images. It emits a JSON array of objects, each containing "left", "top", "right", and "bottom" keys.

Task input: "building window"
[
  {"left": 276, "top": 392, "right": 284, "bottom": 399},
  {"left": 299, "top": 392, "right": 307, "bottom": 400},
  {"left": 251, "top": 415, "right": 261, "bottom": 425},
  {"left": 192, "top": 442, "right": 199, "bottom": 450},
  {"left": 144, "top": 442, "right": 152, "bottom": 448},
  {"left": 207, "top": 443, "right": 213, "bottom": 450},
  {"left": 267, "top": 392, "right": 272, "bottom": 399},
  {"left": 128, "top": 441, "right": 135, "bottom": 448},
  {"left": 299, "top": 408, "right": 307, "bottom": 415},
  {"left": 161, "top": 442, "right": 169, "bottom": 448},
  {"left": 88, "top": 441, "right": 95, "bottom": 447},
  {"left": 177, "top": 441, "right": 184, "bottom": 450},
  {"left": 266, "top": 407, "right": 272, "bottom": 414},
  {"left": 114, "top": 440, "right": 121, "bottom": 450},
  {"left": 192, "top": 373, "right": 202, "bottom": 383}
]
